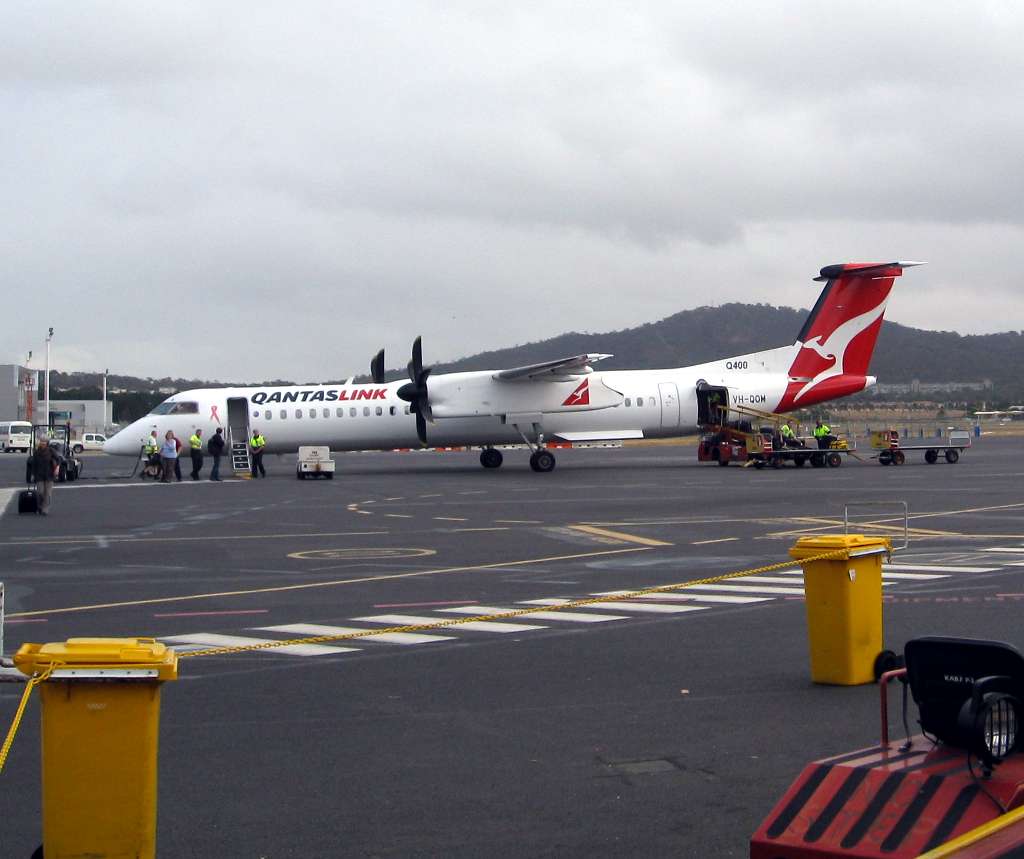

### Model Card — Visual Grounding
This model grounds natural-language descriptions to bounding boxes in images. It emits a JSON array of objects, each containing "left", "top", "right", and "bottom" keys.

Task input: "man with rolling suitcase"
[{"left": 24, "top": 438, "right": 59, "bottom": 515}]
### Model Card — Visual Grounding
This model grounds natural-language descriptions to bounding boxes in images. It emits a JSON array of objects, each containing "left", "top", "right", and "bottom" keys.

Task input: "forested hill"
[
  {"left": 52, "top": 303, "right": 1024, "bottom": 405},
  {"left": 428, "top": 303, "right": 1023, "bottom": 396}
]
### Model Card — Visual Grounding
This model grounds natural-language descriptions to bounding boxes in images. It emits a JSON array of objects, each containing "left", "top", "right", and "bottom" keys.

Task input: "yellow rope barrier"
[
  {"left": 0, "top": 663, "right": 56, "bottom": 775},
  {"left": 177, "top": 548, "right": 851, "bottom": 659}
]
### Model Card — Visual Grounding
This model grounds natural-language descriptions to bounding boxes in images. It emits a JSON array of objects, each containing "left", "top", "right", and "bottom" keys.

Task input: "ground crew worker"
[
  {"left": 143, "top": 430, "right": 161, "bottom": 478},
  {"left": 250, "top": 428, "right": 266, "bottom": 478},
  {"left": 813, "top": 420, "right": 833, "bottom": 450},
  {"left": 780, "top": 423, "right": 800, "bottom": 448},
  {"left": 189, "top": 428, "right": 204, "bottom": 480}
]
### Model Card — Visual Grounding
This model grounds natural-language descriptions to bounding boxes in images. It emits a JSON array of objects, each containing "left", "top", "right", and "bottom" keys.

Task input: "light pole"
[
  {"left": 45, "top": 327, "right": 53, "bottom": 429},
  {"left": 103, "top": 368, "right": 109, "bottom": 431}
]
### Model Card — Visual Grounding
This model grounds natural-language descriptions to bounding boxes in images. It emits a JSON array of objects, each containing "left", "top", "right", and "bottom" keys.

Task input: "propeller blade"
[
  {"left": 415, "top": 410, "right": 427, "bottom": 444},
  {"left": 412, "top": 336, "right": 423, "bottom": 378},
  {"left": 371, "top": 349, "right": 385, "bottom": 384}
]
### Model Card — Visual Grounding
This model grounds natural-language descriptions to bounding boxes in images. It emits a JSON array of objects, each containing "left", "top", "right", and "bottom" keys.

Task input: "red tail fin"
[{"left": 776, "top": 262, "right": 923, "bottom": 411}]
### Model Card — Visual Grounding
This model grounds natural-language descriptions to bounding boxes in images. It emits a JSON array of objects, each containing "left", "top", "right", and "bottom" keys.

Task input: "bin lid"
[
  {"left": 14, "top": 637, "right": 178, "bottom": 681},
  {"left": 788, "top": 534, "right": 891, "bottom": 561}
]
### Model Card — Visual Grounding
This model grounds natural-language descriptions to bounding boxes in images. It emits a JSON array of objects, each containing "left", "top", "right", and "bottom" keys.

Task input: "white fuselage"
[{"left": 103, "top": 349, "right": 809, "bottom": 458}]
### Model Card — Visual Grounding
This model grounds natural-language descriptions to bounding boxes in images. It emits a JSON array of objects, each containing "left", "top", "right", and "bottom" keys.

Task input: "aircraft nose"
[{"left": 104, "top": 425, "right": 143, "bottom": 456}]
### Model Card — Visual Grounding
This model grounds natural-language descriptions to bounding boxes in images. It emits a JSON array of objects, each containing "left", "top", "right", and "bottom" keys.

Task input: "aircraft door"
[
  {"left": 227, "top": 397, "right": 251, "bottom": 450},
  {"left": 659, "top": 382, "right": 680, "bottom": 429},
  {"left": 696, "top": 383, "right": 730, "bottom": 426}
]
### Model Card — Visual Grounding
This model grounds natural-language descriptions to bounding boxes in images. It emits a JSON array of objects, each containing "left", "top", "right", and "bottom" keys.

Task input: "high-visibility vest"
[
  {"left": 813, "top": 424, "right": 831, "bottom": 438},
  {"left": 190, "top": 434, "right": 202, "bottom": 450},
  {"left": 144, "top": 438, "right": 159, "bottom": 454},
  {"left": 780, "top": 424, "right": 795, "bottom": 438},
  {"left": 251, "top": 434, "right": 266, "bottom": 450}
]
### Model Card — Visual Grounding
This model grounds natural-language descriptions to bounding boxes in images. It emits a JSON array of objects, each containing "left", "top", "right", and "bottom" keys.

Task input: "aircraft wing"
[{"left": 493, "top": 353, "right": 612, "bottom": 381}]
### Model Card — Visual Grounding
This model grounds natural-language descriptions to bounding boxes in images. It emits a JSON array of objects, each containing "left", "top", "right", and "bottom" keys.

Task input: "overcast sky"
[{"left": 3, "top": 2, "right": 1023, "bottom": 382}]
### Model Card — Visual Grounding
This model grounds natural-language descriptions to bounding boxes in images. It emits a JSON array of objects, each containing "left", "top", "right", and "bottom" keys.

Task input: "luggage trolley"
[{"left": 870, "top": 428, "right": 971, "bottom": 465}]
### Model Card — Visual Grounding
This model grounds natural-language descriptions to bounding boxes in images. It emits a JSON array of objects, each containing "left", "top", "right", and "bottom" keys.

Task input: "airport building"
[
  {"left": 47, "top": 399, "right": 114, "bottom": 436},
  {"left": 0, "top": 363, "right": 39, "bottom": 422},
  {"left": 0, "top": 364, "right": 112, "bottom": 435}
]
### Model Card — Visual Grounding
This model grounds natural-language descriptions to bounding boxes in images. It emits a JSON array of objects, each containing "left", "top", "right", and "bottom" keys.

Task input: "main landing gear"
[
  {"left": 480, "top": 448, "right": 503, "bottom": 469},
  {"left": 529, "top": 450, "right": 556, "bottom": 473}
]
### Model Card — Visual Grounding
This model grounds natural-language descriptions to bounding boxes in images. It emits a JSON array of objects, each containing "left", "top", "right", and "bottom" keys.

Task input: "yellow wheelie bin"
[
  {"left": 789, "top": 535, "right": 892, "bottom": 685},
  {"left": 15, "top": 637, "right": 178, "bottom": 859}
]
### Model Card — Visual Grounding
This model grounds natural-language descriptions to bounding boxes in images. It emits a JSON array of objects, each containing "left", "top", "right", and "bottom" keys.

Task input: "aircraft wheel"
[
  {"left": 945, "top": 449, "right": 960, "bottom": 464},
  {"left": 826, "top": 452, "right": 842, "bottom": 468},
  {"left": 529, "top": 450, "right": 556, "bottom": 473},
  {"left": 810, "top": 453, "right": 824, "bottom": 468},
  {"left": 924, "top": 449, "right": 938, "bottom": 464},
  {"left": 480, "top": 448, "right": 503, "bottom": 469},
  {"left": 878, "top": 450, "right": 892, "bottom": 466}
]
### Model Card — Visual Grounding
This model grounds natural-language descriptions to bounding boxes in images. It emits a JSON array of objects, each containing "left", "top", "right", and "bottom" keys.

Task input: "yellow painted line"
[
  {"left": 692, "top": 537, "right": 739, "bottom": 545},
  {"left": 7, "top": 546, "right": 653, "bottom": 619},
  {"left": 450, "top": 527, "right": 510, "bottom": 533},
  {"left": 918, "top": 802, "right": 1024, "bottom": 857},
  {"left": 3, "top": 530, "right": 390, "bottom": 547},
  {"left": 569, "top": 525, "right": 673, "bottom": 547}
]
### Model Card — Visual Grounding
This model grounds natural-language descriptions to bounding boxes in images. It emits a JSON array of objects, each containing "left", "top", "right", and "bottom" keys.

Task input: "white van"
[
  {"left": 0, "top": 421, "right": 32, "bottom": 453},
  {"left": 72, "top": 433, "right": 107, "bottom": 454}
]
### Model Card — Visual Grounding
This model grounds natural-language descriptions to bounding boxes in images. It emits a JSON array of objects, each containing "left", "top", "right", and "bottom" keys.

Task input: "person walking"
[
  {"left": 189, "top": 428, "right": 204, "bottom": 480},
  {"left": 29, "top": 438, "right": 59, "bottom": 515},
  {"left": 159, "top": 430, "right": 179, "bottom": 483},
  {"left": 208, "top": 427, "right": 225, "bottom": 480},
  {"left": 172, "top": 432, "right": 183, "bottom": 481},
  {"left": 250, "top": 428, "right": 267, "bottom": 478}
]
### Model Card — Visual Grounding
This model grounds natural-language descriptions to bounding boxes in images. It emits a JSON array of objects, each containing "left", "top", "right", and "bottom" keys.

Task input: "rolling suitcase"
[{"left": 18, "top": 486, "right": 39, "bottom": 515}]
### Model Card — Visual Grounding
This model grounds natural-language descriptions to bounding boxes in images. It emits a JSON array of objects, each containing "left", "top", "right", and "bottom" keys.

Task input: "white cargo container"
[{"left": 296, "top": 445, "right": 335, "bottom": 479}]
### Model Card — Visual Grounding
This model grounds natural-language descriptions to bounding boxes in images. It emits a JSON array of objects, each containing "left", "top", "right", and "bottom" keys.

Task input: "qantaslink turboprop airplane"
[{"left": 104, "top": 261, "right": 923, "bottom": 472}]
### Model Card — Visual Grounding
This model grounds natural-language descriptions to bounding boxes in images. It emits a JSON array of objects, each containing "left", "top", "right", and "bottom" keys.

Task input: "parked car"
[{"left": 72, "top": 433, "right": 107, "bottom": 454}]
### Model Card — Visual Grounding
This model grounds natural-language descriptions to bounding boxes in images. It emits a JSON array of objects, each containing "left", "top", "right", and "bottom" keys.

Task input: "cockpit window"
[{"left": 149, "top": 401, "right": 199, "bottom": 415}]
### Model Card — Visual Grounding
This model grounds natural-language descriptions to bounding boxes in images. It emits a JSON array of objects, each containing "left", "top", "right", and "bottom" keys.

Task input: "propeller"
[
  {"left": 370, "top": 349, "right": 385, "bottom": 384},
  {"left": 396, "top": 336, "right": 432, "bottom": 443}
]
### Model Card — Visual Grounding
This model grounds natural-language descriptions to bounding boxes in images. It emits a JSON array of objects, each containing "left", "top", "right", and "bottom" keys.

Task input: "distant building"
[
  {"left": 47, "top": 399, "right": 114, "bottom": 437},
  {"left": 0, "top": 364, "right": 40, "bottom": 422}
]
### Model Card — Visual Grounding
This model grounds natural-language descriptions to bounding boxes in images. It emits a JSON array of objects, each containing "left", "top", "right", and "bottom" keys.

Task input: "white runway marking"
[
  {"left": 678, "top": 583, "right": 807, "bottom": 595},
  {"left": 163, "top": 632, "right": 357, "bottom": 656},
  {"left": 260, "top": 623, "right": 454, "bottom": 645},
  {"left": 593, "top": 590, "right": 771, "bottom": 604},
  {"left": 520, "top": 598, "right": 705, "bottom": 614},
  {"left": 883, "top": 563, "right": 998, "bottom": 573},
  {"left": 439, "top": 605, "right": 627, "bottom": 623},
  {"left": 354, "top": 614, "right": 546, "bottom": 633}
]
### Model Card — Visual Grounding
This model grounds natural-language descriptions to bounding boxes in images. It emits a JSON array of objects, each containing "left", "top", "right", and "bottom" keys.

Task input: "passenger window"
[
  {"left": 265, "top": 410, "right": 272, "bottom": 420},
  {"left": 323, "top": 408, "right": 329, "bottom": 418},
  {"left": 296, "top": 410, "right": 302, "bottom": 419},
  {"left": 252, "top": 410, "right": 260, "bottom": 418},
  {"left": 363, "top": 407, "right": 370, "bottom": 417},
  {"left": 309, "top": 408, "right": 316, "bottom": 418},
  {"left": 280, "top": 410, "right": 287, "bottom": 420},
  {"left": 375, "top": 406, "right": 383, "bottom": 416},
  {"left": 336, "top": 408, "right": 344, "bottom": 417},
  {"left": 625, "top": 398, "right": 631, "bottom": 407},
  {"left": 349, "top": 407, "right": 356, "bottom": 417},
  {"left": 389, "top": 406, "right": 396, "bottom": 416}
]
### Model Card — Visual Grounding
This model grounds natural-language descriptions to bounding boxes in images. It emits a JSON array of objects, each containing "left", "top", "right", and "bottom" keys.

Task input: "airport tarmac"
[{"left": 1, "top": 438, "right": 1023, "bottom": 857}]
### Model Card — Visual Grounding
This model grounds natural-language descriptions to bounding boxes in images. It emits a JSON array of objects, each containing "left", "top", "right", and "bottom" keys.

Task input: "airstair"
[{"left": 230, "top": 439, "right": 251, "bottom": 475}]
